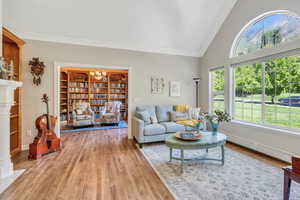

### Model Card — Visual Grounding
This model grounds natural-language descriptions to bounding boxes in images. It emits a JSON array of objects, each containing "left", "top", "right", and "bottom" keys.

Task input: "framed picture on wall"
[
  {"left": 170, "top": 81, "right": 181, "bottom": 97},
  {"left": 151, "top": 77, "right": 165, "bottom": 94}
]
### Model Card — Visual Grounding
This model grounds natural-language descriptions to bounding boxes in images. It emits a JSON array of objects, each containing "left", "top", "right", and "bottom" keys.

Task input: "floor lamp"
[{"left": 193, "top": 78, "right": 200, "bottom": 107}]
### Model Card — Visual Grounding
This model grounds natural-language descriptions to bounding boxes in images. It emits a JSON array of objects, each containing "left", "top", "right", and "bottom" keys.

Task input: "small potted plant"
[{"left": 203, "top": 110, "right": 231, "bottom": 136}]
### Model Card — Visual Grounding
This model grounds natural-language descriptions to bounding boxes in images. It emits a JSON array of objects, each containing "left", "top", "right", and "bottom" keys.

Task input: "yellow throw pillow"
[
  {"left": 175, "top": 104, "right": 190, "bottom": 113},
  {"left": 176, "top": 119, "right": 201, "bottom": 128}
]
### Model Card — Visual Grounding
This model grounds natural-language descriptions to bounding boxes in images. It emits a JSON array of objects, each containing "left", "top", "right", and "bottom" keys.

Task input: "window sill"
[{"left": 228, "top": 120, "right": 300, "bottom": 138}]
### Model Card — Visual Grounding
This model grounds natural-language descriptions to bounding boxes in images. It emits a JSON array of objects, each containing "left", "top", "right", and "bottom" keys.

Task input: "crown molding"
[{"left": 16, "top": 31, "right": 202, "bottom": 58}]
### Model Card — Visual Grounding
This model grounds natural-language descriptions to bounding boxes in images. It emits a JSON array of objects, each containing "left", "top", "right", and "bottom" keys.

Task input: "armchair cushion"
[{"left": 72, "top": 102, "right": 95, "bottom": 127}]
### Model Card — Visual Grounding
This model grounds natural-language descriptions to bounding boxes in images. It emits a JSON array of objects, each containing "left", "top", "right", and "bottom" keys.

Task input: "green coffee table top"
[{"left": 165, "top": 131, "right": 227, "bottom": 150}]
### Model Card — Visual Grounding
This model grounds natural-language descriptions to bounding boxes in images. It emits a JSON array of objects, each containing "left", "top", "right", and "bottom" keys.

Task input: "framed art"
[
  {"left": 170, "top": 81, "right": 181, "bottom": 97},
  {"left": 151, "top": 77, "right": 165, "bottom": 94}
]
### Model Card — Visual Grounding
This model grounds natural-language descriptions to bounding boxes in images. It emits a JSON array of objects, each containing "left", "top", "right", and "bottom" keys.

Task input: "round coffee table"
[{"left": 165, "top": 131, "right": 227, "bottom": 173}]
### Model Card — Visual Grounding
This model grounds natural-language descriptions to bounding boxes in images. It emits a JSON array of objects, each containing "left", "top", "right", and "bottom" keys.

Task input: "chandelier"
[{"left": 89, "top": 71, "right": 107, "bottom": 80}]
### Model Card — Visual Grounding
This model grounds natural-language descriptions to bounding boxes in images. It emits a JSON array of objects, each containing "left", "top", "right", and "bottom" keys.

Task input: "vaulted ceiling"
[{"left": 3, "top": 0, "right": 237, "bottom": 57}]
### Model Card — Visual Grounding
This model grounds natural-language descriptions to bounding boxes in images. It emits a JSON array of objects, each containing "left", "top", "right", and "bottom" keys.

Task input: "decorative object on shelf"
[
  {"left": 0, "top": 57, "right": 15, "bottom": 80},
  {"left": 151, "top": 77, "right": 165, "bottom": 94},
  {"left": 90, "top": 71, "right": 107, "bottom": 81},
  {"left": 203, "top": 110, "right": 231, "bottom": 136},
  {"left": 170, "top": 81, "right": 181, "bottom": 97},
  {"left": 28, "top": 94, "right": 61, "bottom": 159},
  {"left": 29, "top": 57, "right": 45, "bottom": 86}
]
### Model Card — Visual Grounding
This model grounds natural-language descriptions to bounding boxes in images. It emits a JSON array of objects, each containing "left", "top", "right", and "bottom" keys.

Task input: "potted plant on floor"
[{"left": 203, "top": 110, "right": 231, "bottom": 136}]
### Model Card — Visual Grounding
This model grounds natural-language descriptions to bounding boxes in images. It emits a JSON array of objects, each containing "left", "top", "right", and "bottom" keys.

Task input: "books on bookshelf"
[
  {"left": 109, "top": 94, "right": 126, "bottom": 99},
  {"left": 111, "top": 83, "right": 126, "bottom": 88},
  {"left": 89, "top": 94, "right": 107, "bottom": 99},
  {"left": 110, "top": 88, "right": 125, "bottom": 93},
  {"left": 69, "top": 93, "right": 89, "bottom": 99},
  {"left": 90, "top": 99, "right": 107, "bottom": 105},
  {"left": 69, "top": 87, "right": 88, "bottom": 93},
  {"left": 60, "top": 70, "right": 128, "bottom": 124},
  {"left": 69, "top": 82, "right": 88, "bottom": 88},
  {"left": 91, "top": 82, "right": 107, "bottom": 88}
]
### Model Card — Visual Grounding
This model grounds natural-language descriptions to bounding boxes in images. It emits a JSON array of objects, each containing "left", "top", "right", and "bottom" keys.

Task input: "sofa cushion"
[
  {"left": 156, "top": 105, "right": 173, "bottom": 122},
  {"left": 170, "top": 111, "right": 190, "bottom": 122},
  {"left": 136, "top": 105, "right": 157, "bottom": 118},
  {"left": 136, "top": 111, "right": 151, "bottom": 125},
  {"left": 160, "top": 122, "right": 185, "bottom": 133},
  {"left": 144, "top": 124, "right": 166, "bottom": 136}
]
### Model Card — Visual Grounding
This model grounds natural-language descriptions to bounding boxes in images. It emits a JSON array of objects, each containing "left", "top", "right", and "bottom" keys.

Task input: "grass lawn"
[
  {"left": 215, "top": 93, "right": 300, "bottom": 102},
  {"left": 213, "top": 101, "right": 300, "bottom": 129}
]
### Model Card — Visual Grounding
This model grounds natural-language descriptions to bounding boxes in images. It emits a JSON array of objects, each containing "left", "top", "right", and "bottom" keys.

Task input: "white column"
[{"left": 0, "top": 79, "right": 22, "bottom": 179}]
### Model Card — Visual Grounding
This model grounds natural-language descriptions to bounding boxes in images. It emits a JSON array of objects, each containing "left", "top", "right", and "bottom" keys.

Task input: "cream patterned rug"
[{"left": 141, "top": 143, "right": 300, "bottom": 200}]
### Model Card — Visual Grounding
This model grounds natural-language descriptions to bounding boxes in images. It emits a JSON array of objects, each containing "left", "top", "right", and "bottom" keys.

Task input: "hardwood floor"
[
  {"left": 1, "top": 128, "right": 289, "bottom": 200},
  {"left": 1, "top": 129, "right": 174, "bottom": 200}
]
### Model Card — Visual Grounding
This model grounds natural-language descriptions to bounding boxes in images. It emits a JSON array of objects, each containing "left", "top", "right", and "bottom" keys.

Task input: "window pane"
[
  {"left": 212, "top": 94, "right": 224, "bottom": 112},
  {"left": 234, "top": 64, "right": 262, "bottom": 123},
  {"left": 233, "top": 12, "right": 300, "bottom": 57},
  {"left": 264, "top": 56, "right": 300, "bottom": 129},
  {"left": 211, "top": 69, "right": 225, "bottom": 112}
]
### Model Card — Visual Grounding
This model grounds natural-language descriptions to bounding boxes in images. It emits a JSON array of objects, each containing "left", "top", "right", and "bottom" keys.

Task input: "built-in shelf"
[{"left": 60, "top": 70, "right": 128, "bottom": 124}]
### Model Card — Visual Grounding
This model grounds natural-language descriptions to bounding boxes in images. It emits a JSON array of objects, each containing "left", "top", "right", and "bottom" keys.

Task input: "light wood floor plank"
[
  {"left": 1, "top": 129, "right": 288, "bottom": 200},
  {"left": 1, "top": 129, "right": 174, "bottom": 200}
]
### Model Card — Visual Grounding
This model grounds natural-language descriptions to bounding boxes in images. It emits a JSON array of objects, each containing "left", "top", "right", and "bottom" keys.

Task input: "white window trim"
[
  {"left": 230, "top": 50, "right": 300, "bottom": 133},
  {"left": 209, "top": 67, "right": 225, "bottom": 114},
  {"left": 230, "top": 10, "right": 300, "bottom": 58},
  {"left": 232, "top": 119, "right": 300, "bottom": 136}
]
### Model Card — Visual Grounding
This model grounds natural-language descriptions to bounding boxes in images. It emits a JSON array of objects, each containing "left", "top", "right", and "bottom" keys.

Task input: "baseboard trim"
[{"left": 222, "top": 131, "right": 293, "bottom": 163}]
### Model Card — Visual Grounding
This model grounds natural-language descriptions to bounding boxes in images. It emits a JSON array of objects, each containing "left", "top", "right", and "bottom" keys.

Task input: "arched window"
[{"left": 231, "top": 11, "right": 300, "bottom": 58}]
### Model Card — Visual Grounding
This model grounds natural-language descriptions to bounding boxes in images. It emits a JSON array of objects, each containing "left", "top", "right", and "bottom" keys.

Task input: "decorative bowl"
[{"left": 175, "top": 131, "right": 202, "bottom": 141}]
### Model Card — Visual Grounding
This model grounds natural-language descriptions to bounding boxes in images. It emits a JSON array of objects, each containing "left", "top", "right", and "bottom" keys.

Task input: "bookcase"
[
  {"left": 60, "top": 69, "right": 128, "bottom": 125},
  {"left": 3, "top": 27, "right": 25, "bottom": 156}
]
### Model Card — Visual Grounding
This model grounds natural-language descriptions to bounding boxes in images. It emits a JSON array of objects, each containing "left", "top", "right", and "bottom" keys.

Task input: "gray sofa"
[{"left": 132, "top": 105, "right": 200, "bottom": 148}]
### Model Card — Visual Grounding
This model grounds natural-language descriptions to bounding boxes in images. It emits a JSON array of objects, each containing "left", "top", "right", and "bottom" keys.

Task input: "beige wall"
[
  {"left": 21, "top": 40, "right": 200, "bottom": 148},
  {"left": 0, "top": 0, "right": 2, "bottom": 56},
  {"left": 199, "top": 0, "right": 300, "bottom": 162}
]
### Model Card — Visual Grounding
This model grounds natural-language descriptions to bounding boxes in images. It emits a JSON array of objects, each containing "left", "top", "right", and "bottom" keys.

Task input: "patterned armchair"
[
  {"left": 100, "top": 101, "right": 122, "bottom": 125},
  {"left": 72, "top": 102, "right": 95, "bottom": 127}
]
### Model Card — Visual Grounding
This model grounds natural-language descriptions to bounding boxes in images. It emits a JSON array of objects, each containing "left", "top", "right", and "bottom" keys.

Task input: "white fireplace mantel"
[{"left": 0, "top": 79, "right": 23, "bottom": 193}]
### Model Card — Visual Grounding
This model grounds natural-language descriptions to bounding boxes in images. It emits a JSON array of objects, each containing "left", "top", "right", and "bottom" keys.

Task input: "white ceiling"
[{"left": 3, "top": 0, "right": 237, "bottom": 57}]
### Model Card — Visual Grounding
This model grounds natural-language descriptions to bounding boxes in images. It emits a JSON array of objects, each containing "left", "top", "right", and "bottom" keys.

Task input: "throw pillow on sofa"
[
  {"left": 136, "top": 111, "right": 151, "bottom": 125},
  {"left": 150, "top": 115, "right": 158, "bottom": 124},
  {"left": 188, "top": 107, "right": 201, "bottom": 120},
  {"left": 170, "top": 111, "right": 190, "bottom": 122},
  {"left": 156, "top": 105, "right": 173, "bottom": 122}
]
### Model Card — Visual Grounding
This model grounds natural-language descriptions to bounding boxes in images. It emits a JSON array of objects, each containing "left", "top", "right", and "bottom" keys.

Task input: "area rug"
[
  {"left": 141, "top": 143, "right": 300, "bottom": 200},
  {"left": 61, "top": 120, "right": 128, "bottom": 133}
]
